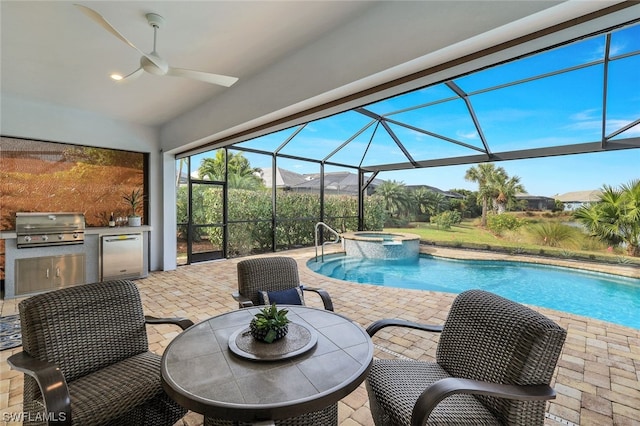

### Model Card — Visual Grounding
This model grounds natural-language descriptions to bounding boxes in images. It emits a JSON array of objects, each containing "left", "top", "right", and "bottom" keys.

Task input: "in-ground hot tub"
[{"left": 341, "top": 231, "right": 420, "bottom": 260}]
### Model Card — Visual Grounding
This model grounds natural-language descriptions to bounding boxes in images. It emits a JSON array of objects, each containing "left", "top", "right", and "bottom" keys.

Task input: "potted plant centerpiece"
[
  {"left": 249, "top": 303, "right": 290, "bottom": 343},
  {"left": 123, "top": 188, "right": 144, "bottom": 227}
]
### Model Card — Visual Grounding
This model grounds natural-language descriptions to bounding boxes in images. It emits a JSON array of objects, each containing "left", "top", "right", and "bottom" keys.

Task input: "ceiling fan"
[{"left": 75, "top": 4, "right": 238, "bottom": 87}]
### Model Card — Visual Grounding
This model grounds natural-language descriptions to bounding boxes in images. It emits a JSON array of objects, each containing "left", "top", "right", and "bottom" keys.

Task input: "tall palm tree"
[
  {"left": 198, "top": 151, "right": 263, "bottom": 189},
  {"left": 424, "top": 190, "right": 449, "bottom": 217},
  {"left": 410, "top": 187, "right": 430, "bottom": 217},
  {"left": 375, "top": 180, "right": 409, "bottom": 218},
  {"left": 464, "top": 163, "right": 506, "bottom": 226},
  {"left": 492, "top": 174, "right": 525, "bottom": 213},
  {"left": 198, "top": 150, "right": 226, "bottom": 181},
  {"left": 575, "top": 179, "right": 640, "bottom": 256}
]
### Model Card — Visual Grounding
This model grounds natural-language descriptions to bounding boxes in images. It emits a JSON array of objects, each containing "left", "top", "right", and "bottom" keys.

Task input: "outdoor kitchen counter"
[
  {"left": 1, "top": 226, "right": 151, "bottom": 298},
  {"left": 0, "top": 225, "right": 152, "bottom": 239}
]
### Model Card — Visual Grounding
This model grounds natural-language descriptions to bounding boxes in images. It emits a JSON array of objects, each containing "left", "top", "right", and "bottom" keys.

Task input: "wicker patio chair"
[
  {"left": 7, "top": 279, "right": 194, "bottom": 426},
  {"left": 365, "top": 289, "right": 567, "bottom": 426},
  {"left": 232, "top": 256, "right": 333, "bottom": 311}
]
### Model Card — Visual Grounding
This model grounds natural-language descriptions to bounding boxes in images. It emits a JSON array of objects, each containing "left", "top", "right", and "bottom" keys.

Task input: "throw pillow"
[{"left": 258, "top": 286, "right": 305, "bottom": 306}]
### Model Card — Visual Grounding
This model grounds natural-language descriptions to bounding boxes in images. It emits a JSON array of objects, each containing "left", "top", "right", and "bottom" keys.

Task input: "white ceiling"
[{"left": 2, "top": 1, "right": 635, "bottom": 151}]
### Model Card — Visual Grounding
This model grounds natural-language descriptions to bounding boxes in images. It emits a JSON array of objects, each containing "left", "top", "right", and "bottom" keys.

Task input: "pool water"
[{"left": 307, "top": 255, "right": 640, "bottom": 329}]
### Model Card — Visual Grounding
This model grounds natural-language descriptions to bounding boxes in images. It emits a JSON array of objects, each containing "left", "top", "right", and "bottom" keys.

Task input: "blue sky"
[{"left": 189, "top": 23, "right": 639, "bottom": 198}]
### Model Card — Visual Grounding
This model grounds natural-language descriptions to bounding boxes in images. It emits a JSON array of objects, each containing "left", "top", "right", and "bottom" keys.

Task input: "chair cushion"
[
  {"left": 366, "top": 359, "right": 500, "bottom": 425},
  {"left": 68, "top": 351, "right": 165, "bottom": 425},
  {"left": 258, "top": 286, "right": 305, "bottom": 306}
]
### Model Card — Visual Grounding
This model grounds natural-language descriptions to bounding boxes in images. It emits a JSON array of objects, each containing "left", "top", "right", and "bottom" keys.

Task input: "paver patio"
[{"left": 1, "top": 246, "right": 639, "bottom": 425}]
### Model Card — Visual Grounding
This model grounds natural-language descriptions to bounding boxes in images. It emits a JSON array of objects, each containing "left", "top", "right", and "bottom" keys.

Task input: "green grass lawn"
[{"left": 386, "top": 218, "right": 640, "bottom": 266}]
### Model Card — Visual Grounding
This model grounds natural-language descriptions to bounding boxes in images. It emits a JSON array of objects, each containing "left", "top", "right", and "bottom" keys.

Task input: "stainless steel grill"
[{"left": 16, "top": 212, "right": 85, "bottom": 248}]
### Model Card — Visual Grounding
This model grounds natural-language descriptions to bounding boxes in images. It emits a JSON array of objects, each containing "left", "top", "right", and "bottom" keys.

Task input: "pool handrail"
[{"left": 315, "top": 222, "right": 341, "bottom": 262}]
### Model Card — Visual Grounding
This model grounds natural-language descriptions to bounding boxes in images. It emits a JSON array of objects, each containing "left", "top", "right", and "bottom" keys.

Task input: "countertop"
[{"left": 0, "top": 225, "right": 152, "bottom": 240}]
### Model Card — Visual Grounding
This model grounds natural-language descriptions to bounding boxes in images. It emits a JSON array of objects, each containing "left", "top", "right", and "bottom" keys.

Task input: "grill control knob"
[
  {"left": 24, "top": 236, "right": 31, "bottom": 242},
  {"left": 58, "top": 234, "right": 64, "bottom": 240},
  {"left": 42, "top": 235, "right": 49, "bottom": 241},
  {"left": 73, "top": 232, "right": 79, "bottom": 239}
]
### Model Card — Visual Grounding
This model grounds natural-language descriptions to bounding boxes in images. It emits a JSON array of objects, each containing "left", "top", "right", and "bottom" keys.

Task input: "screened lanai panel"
[
  {"left": 326, "top": 121, "right": 377, "bottom": 167},
  {"left": 275, "top": 158, "right": 319, "bottom": 250},
  {"left": 455, "top": 36, "right": 606, "bottom": 93},
  {"left": 190, "top": 148, "right": 225, "bottom": 181},
  {"left": 365, "top": 84, "right": 457, "bottom": 116},
  {"left": 234, "top": 127, "right": 299, "bottom": 152},
  {"left": 238, "top": 150, "right": 272, "bottom": 178},
  {"left": 226, "top": 149, "right": 271, "bottom": 220},
  {"left": 383, "top": 122, "right": 484, "bottom": 162},
  {"left": 320, "top": 165, "right": 360, "bottom": 232},
  {"left": 278, "top": 110, "right": 373, "bottom": 160},
  {"left": 609, "top": 23, "right": 640, "bottom": 56},
  {"left": 385, "top": 98, "right": 487, "bottom": 152},
  {"left": 606, "top": 55, "right": 640, "bottom": 139},
  {"left": 470, "top": 65, "right": 604, "bottom": 151},
  {"left": 359, "top": 124, "right": 413, "bottom": 167}
]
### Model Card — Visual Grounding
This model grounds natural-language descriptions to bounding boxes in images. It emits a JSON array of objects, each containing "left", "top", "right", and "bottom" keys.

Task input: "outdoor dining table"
[{"left": 161, "top": 305, "right": 374, "bottom": 425}]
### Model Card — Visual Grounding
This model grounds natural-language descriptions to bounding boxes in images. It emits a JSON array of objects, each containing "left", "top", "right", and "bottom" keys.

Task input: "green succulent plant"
[
  {"left": 249, "top": 303, "right": 290, "bottom": 343},
  {"left": 122, "top": 188, "right": 144, "bottom": 217}
]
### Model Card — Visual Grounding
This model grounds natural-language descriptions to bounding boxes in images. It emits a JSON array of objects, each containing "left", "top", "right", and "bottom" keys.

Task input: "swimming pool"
[{"left": 307, "top": 254, "right": 640, "bottom": 329}]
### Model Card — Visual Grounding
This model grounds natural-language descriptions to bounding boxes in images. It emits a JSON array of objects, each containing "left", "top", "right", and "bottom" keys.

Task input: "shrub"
[
  {"left": 176, "top": 187, "right": 387, "bottom": 254},
  {"left": 486, "top": 213, "right": 524, "bottom": 236},
  {"left": 430, "top": 211, "right": 462, "bottom": 230},
  {"left": 529, "top": 222, "right": 579, "bottom": 248}
]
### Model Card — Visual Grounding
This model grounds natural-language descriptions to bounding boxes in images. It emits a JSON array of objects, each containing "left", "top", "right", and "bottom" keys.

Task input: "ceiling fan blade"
[
  {"left": 167, "top": 67, "right": 239, "bottom": 87},
  {"left": 119, "top": 67, "right": 145, "bottom": 82},
  {"left": 74, "top": 4, "right": 164, "bottom": 69}
]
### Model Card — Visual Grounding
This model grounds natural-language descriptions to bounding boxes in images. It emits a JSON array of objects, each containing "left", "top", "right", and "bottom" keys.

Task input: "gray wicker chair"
[
  {"left": 232, "top": 256, "right": 333, "bottom": 311},
  {"left": 7, "top": 279, "right": 194, "bottom": 426},
  {"left": 365, "top": 289, "right": 567, "bottom": 426}
]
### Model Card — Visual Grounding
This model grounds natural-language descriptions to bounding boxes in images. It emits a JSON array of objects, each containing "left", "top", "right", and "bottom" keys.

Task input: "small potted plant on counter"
[
  {"left": 249, "top": 303, "right": 290, "bottom": 343},
  {"left": 123, "top": 188, "right": 144, "bottom": 227}
]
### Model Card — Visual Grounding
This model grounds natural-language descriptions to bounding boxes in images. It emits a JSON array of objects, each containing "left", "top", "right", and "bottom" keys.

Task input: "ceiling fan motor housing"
[
  {"left": 140, "top": 54, "right": 168, "bottom": 75},
  {"left": 146, "top": 13, "right": 165, "bottom": 29}
]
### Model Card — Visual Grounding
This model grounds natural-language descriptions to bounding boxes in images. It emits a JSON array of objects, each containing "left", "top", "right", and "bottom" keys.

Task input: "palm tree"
[
  {"left": 198, "top": 151, "right": 263, "bottom": 189},
  {"left": 375, "top": 180, "right": 409, "bottom": 218},
  {"left": 574, "top": 179, "right": 640, "bottom": 256},
  {"left": 491, "top": 174, "right": 525, "bottom": 213},
  {"left": 464, "top": 163, "right": 506, "bottom": 226},
  {"left": 409, "top": 187, "right": 430, "bottom": 217},
  {"left": 424, "top": 190, "right": 449, "bottom": 217},
  {"left": 198, "top": 150, "right": 226, "bottom": 181}
]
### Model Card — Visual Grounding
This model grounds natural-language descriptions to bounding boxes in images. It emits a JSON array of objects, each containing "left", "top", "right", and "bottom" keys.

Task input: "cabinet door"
[
  {"left": 52, "top": 254, "right": 86, "bottom": 288},
  {"left": 15, "top": 257, "right": 53, "bottom": 295}
]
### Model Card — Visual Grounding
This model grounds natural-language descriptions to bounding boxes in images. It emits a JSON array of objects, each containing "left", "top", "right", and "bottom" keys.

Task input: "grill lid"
[
  {"left": 15, "top": 212, "right": 85, "bottom": 248},
  {"left": 16, "top": 212, "right": 85, "bottom": 234}
]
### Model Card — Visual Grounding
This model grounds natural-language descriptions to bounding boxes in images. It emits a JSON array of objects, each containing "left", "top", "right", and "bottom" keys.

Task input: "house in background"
[
  {"left": 258, "top": 167, "right": 307, "bottom": 190},
  {"left": 407, "top": 185, "right": 464, "bottom": 200},
  {"left": 259, "top": 169, "right": 384, "bottom": 195},
  {"left": 296, "top": 172, "right": 384, "bottom": 195},
  {"left": 554, "top": 190, "right": 603, "bottom": 211},
  {"left": 515, "top": 193, "right": 557, "bottom": 211}
]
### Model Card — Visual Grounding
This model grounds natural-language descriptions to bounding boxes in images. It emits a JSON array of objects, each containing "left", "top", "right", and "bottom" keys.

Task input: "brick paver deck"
[{"left": 2, "top": 247, "right": 639, "bottom": 425}]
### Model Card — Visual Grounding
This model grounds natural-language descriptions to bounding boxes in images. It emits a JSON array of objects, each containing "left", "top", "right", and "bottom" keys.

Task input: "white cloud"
[
  {"left": 569, "top": 109, "right": 598, "bottom": 121},
  {"left": 565, "top": 120, "right": 601, "bottom": 131},
  {"left": 456, "top": 130, "right": 478, "bottom": 140}
]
